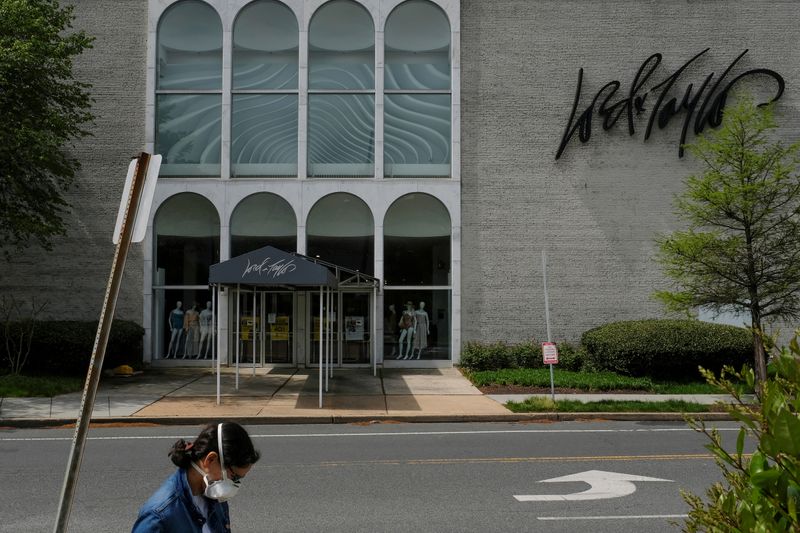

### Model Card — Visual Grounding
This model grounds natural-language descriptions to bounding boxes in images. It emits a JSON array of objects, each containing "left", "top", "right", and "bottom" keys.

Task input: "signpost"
[
  {"left": 53, "top": 153, "right": 160, "bottom": 533},
  {"left": 542, "top": 250, "right": 556, "bottom": 401}
]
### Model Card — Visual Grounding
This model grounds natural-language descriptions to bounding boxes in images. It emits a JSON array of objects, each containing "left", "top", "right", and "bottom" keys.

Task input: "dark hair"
[{"left": 169, "top": 422, "right": 261, "bottom": 469}]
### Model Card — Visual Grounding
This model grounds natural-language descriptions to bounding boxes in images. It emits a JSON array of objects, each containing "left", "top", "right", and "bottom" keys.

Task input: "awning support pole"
[
  {"left": 319, "top": 285, "right": 323, "bottom": 408},
  {"left": 252, "top": 287, "right": 256, "bottom": 377},
  {"left": 215, "top": 285, "right": 220, "bottom": 405},
  {"left": 373, "top": 284, "right": 377, "bottom": 377},
  {"left": 236, "top": 284, "right": 240, "bottom": 391}
]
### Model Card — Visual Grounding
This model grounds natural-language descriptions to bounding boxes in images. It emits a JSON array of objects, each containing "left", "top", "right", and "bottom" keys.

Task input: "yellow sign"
[
  {"left": 240, "top": 315, "right": 260, "bottom": 341},
  {"left": 312, "top": 317, "right": 333, "bottom": 341},
  {"left": 270, "top": 315, "right": 290, "bottom": 341}
]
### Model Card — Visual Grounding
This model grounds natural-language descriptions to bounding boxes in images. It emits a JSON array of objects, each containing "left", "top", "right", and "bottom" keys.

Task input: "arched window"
[
  {"left": 306, "top": 193, "right": 374, "bottom": 274},
  {"left": 308, "top": 0, "right": 375, "bottom": 177},
  {"left": 153, "top": 193, "right": 220, "bottom": 360},
  {"left": 383, "top": 193, "right": 451, "bottom": 360},
  {"left": 156, "top": 1, "right": 222, "bottom": 176},
  {"left": 384, "top": 0, "right": 451, "bottom": 177},
  {"left": 232, "top": 1, "right": 299, "bottom": 177},
  {"left": 230, "top": 193, "right": 297, "bottom": 257}
]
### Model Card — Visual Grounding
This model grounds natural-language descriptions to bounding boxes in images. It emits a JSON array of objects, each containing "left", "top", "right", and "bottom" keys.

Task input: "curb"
[{"left": 0, "top": 412, "right": 733, "bottom": 429}]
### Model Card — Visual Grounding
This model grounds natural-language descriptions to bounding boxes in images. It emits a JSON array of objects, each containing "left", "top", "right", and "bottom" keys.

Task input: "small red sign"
[{"left": 542, "top": 342, "right": 558, "bottom": 364}]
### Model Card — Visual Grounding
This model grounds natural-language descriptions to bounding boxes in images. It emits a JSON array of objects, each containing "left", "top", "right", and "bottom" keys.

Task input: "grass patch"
[
  {"left": 464, "top": 367, "right": 749, "bottom": 394},
  {"left": 0, "top": 374, "right": 83, "bottom": 397},
  {"left": 506, "top": 397, "right": 713, "bottom": 413}
]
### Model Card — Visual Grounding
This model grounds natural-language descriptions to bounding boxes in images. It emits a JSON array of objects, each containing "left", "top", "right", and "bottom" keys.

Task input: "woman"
[{"left": 132, "top": 422, "right": 260, "bottom": 532}]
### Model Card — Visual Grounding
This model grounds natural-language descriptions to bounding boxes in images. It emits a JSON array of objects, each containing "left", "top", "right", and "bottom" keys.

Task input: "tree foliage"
[
  {"left": 682, "top": 336, "right": 800, "bottom": 532},
  {"left": 655, "top": 95, "right": 800, "bottom": 384},
  {"left": 0, "top": 0, "right": 94, "bottom": 254}
]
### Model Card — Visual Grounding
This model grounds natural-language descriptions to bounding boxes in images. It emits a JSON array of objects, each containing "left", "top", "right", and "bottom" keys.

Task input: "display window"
[
  {"left": 153, "top": 193, "right": 220, "bottom": 361},
  {"left": 383, "top": 290, "right": 450, "bottom": 360}
]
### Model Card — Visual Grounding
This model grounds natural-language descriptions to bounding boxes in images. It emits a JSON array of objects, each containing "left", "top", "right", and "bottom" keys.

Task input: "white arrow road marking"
[{"left": 514, "top": 469, "right": 672, "bottom": 501}]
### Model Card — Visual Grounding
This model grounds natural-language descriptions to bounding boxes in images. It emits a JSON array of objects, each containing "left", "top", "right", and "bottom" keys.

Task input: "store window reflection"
[
  {"left": 230, "top": 193, "right": 297, "bottom": 257},
  {"left": 153, "top": 193, "right": 220, "bottom": 360},
  {"left": 307, "top": 193, "right": 374, "bottom": 274}
]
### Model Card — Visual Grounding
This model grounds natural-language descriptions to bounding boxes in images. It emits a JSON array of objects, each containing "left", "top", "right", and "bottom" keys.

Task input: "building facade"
[{"left": 2, "top": 0, "right": 798, "bottom": 368}]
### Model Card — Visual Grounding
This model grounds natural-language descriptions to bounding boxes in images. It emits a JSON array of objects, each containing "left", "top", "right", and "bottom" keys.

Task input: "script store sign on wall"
[{"left": 555, "top": 49, "right": 785, "bottom": 160}]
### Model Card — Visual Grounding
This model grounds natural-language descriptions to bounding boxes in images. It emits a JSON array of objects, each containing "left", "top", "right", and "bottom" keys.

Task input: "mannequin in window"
[
  {"left": 384, "top": 304, "right": 398, "bottom": 358},
  {"left": 183, "top": 302, "right": 200, "bottom": 359},
  {"left": 413, "top": 301, "right": 430, "bottom": 359},
  {"left": 166, "top": 301, "right": 184, "bottom": 358},
  {"left": 198, "top": 301, "right": 214, "bottom": 359},
  {"left": 397, "top": 301, "right": 416, "bottom": 359}
]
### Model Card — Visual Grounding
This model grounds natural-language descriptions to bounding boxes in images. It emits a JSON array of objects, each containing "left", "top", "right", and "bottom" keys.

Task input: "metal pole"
[
  {"left": 252, "top": 287, "right": 256, "bottom": 377},
  {"left": 372, "top": 285, "right": 377, "bottom": 377},
  {"left": 215, "top": 285, "right": 221, "bottom": 405},
  {"left": 236, "top": 284, "right": 240, "bottom": 391},
  {"left": 326, "top": 288, "right": 330, "bottom": 391},
  {"left": 319, "top": 286, "right": 323, "bottom": 408},
  {"left": 542, "top": 250, "right": 555, "bottom": 402},
  {"left": 54, "top": 153, "right": 150, "bottom": 533}
]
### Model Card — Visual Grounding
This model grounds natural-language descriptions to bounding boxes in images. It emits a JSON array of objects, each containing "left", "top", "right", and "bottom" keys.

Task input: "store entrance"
[
  {"left": 308, "top": 291, "right": 371, "bottom": 367},
  {"left": 235, "top": 290, "right": 294, "bottom": 366}
]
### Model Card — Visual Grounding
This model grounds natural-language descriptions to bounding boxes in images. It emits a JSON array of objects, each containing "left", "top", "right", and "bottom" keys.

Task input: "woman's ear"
[{"left": 200, "top": 451, "right": 219, "bottom": 469}]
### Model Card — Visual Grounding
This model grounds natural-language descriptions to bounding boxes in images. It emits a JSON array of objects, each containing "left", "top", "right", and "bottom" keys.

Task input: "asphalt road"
[{"left": 0, "top": 420, "right": 745, "bottom": 533}]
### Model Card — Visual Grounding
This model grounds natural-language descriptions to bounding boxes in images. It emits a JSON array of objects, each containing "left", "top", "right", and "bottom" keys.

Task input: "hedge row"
[
  {"left": 460, "top": 340, "right": 585, "bottom": 372},
  {"left": 460, "top": 319, "right": 752, "bottom": 380},
  {"left": 581, "top": 319, "right": 751, "bottom": 379},
  {"left": 0, "top": 320, "right": 144, "bottom": 376}
]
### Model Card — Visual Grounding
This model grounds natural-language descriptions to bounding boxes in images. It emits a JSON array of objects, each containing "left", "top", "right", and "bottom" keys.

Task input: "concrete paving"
[{"left": 0, "top": 367, "right": 736, "bottom": 426}]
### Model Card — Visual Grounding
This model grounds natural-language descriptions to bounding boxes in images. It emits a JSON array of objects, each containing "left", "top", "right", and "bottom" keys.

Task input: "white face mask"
[{"left": 191, "top": 423, "right": 241, "bottom": 502}]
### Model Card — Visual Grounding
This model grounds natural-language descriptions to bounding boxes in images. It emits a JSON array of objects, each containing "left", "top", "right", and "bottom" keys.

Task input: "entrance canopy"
[
  {"left": 208, "top": 245, "right": 379, "bottom": 408},
  {"left": 209, "top": 245, "right": 338, "bottom": 288}
]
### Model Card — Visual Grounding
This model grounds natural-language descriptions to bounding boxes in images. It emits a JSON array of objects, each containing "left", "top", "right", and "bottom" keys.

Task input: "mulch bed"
[{"left": 479, "top": 385, "right": 648, "bottom": 395}]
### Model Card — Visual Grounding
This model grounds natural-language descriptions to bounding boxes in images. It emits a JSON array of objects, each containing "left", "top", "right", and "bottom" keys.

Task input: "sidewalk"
[{"left": 0, "top": 368, "right": 734, "bottom": 427}]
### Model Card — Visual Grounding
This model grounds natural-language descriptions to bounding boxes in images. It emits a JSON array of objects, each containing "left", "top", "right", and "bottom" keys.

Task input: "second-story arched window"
[
  {"left": 156, "top": 1, "right": 222, "bottom": 177},
  {"left": 308, "top": 0, "right": 375, "bottom": 177},
  {"left": 232, "top": 1, "right": 299, "bottom": 177},
  {"left": 384, "top": 0, "right": 451, "bottom": 178}
]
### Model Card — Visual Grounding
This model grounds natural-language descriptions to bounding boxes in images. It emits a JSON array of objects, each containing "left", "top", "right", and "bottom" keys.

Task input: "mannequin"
[
  {"left": 198, "top": 301, "right": 214, "bottom": 359},
  {"left": 166, "top": 301, "right": 184, "bottom": 358},
  {"left": 183, "top": 302, "right": 200, "bottom": 358},
  {"left": 413, "top": 301, "right": 430, "bottom": 359},
  {"left": 397, "top": 301, "right": 416, "bottom": 359},
  {"left": 384, "top": 304, "right": 398, "bottom": 358}
]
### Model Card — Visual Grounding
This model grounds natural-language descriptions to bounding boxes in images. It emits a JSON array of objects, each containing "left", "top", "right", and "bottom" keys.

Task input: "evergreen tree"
[{"left": 656, "top": 95, "right": 800, "bottom": 386}]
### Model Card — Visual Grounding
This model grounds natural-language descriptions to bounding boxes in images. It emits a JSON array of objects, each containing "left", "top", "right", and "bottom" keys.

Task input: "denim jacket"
[{"left": 132, "top": 468, "right": 231, "bottom": 533}]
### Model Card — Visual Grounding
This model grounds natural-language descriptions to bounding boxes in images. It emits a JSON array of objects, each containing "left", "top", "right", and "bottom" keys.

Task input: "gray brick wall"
[
  {"left": 1, "top": 0, "right": 798, "bottom": 352},
  {"left": 460, "top": 0, "right": 800, "bottom": 344},
  {"left": 0, "top": 0, "right": 147, "bottom": 323}
]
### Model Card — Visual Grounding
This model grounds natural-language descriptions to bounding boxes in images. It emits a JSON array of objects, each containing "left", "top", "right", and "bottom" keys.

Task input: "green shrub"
[
  {"left": 510, "top": 341, "right": 543, "bottom": 369},
  {"left": 460, "top": 340, "right": 581, "bottom": 371},
  {"left": 681, "top": 336, "right": 800, "bottom": 532},
  {"left": 581, "top": 319, "right": 751, "bottom": 379},
  {"left": 0, "top": 320, "right": 144, "bottom": 376},
  {"left": 460, "top": 341, "right": 516, "bottom": 371}
]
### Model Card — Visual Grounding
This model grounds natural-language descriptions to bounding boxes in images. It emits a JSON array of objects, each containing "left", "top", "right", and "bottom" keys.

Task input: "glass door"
[
  {"left": 262, "top": 292, "right": 293, "bottom": 364},
  {"left": 233, "top": 289, "right": 294, "bottom": 366},
  {"left": 308, "top": 291, "right": 372, "bottom": 366},
  {"left": 309, "top": 291, "right": 338, "bottom": 365},
  {"left": 342, "top": 292, "right": 370, "bottom": 364}
]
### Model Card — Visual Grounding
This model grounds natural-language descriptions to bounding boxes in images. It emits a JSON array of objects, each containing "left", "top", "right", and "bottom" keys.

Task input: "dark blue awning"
[{"left": 209, "top": 245, "right": 337, "bottom": 288}]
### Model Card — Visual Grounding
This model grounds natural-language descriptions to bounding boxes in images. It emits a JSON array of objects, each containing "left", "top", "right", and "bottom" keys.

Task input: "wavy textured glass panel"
[
  {"left": 157, "top": 1, "right": 222, "bottom": 90},
  {"left": 232, "top": 95, "right": 297, "bottom": 176},
  {"left": 233, "top": 0, "right": 298, "bottom": 90},
  {"left": 156, "top": 95, "right": 221, "bottom": 176},
  {"left": 384, "top": 0, "right": 450, "bottom": 90},
  {"left": 309, "top": 0, "right": 374, "bottom": 90},
  {"left": 384, "top": 94, "right": 450, "bottom": 177},
  {"left": 308, "top": 94, "right": 374, "bottom": 177}
]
